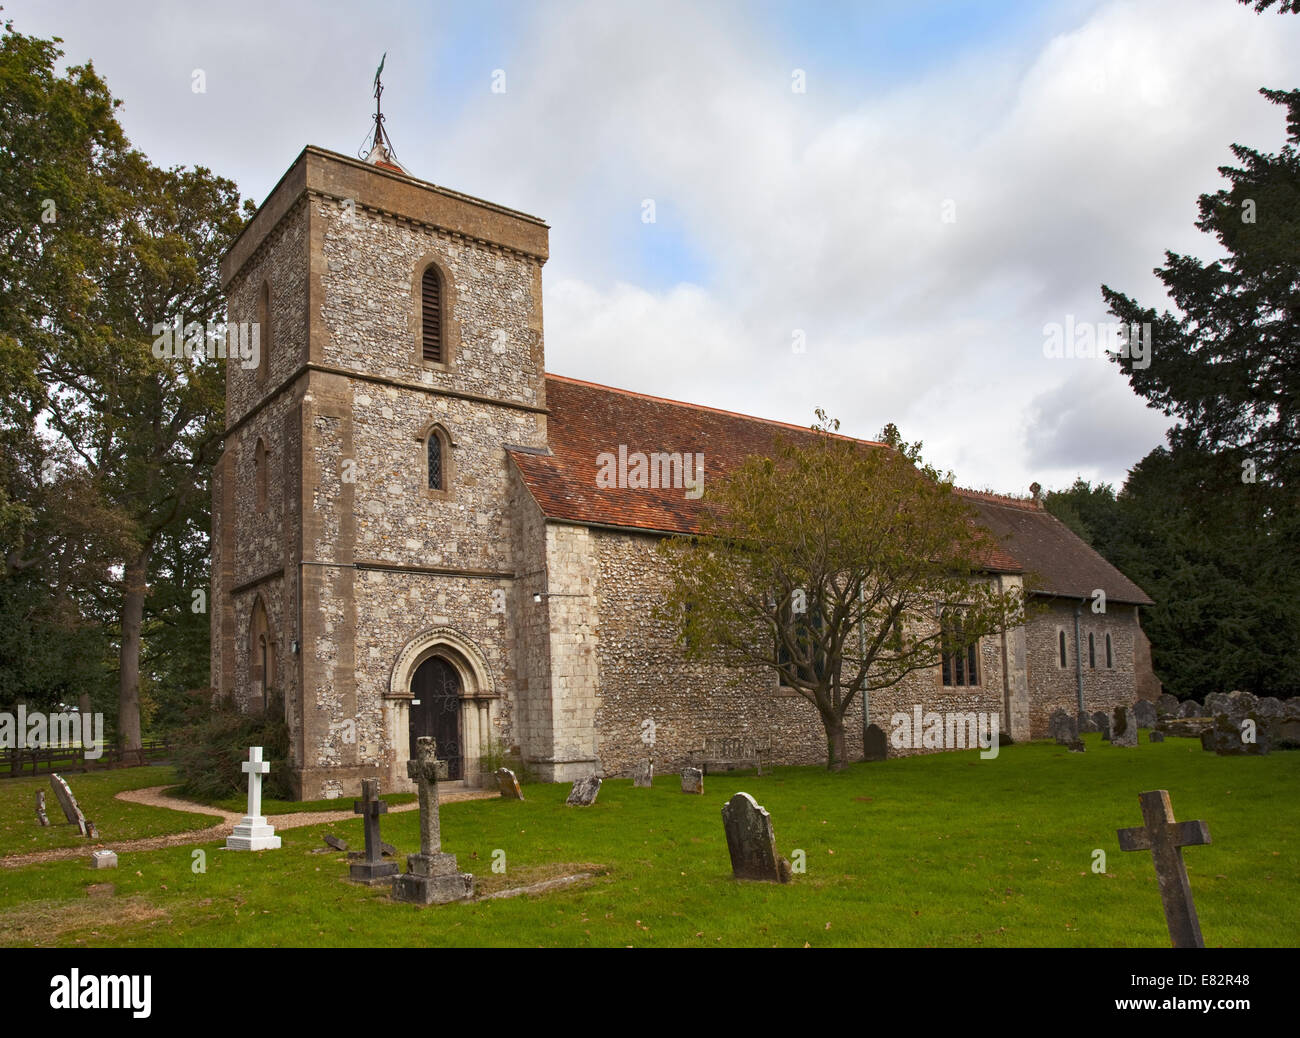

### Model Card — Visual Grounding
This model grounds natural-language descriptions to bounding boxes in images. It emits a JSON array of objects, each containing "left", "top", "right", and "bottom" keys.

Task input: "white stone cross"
[
  {"left": 226, "top": 745, "right": 281, "bottom": 851},
  {"left": 241, "top": 746, "right": 270, "bottom": 821}
]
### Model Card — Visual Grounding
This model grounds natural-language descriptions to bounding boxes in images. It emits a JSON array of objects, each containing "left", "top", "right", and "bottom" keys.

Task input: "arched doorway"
[{"left": 409, "top": 655, "right": 462, "bottom": 780}]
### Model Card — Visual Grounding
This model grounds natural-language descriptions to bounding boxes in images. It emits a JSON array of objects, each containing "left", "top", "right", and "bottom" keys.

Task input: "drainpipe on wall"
[
  {"left": 858, "top": 584, "right": 868, "bottom": 755},
  {"left": 1074, "top": 598, "right": 1086, "bottom": 717}
]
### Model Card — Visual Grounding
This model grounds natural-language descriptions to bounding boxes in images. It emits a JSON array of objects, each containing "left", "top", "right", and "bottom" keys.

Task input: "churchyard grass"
[
  {"left": 0, "top": 767, "right": 215, "bottom": 853},
  {"left": 0, "top": 735, "right": 1295, "bottom": 947}
]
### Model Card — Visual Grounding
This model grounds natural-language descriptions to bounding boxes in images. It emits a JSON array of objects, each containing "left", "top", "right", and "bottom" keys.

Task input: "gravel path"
[{"left": 1, "top": 785, "right": 495, "bottom": 869}]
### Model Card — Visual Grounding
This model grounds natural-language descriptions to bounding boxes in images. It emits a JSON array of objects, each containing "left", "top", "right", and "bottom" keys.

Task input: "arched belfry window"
[
  {"left": 421, "top": 265, "right": 443, "bottom": 363},
  {"left": 256, "top": 280, "right": 271, "bottom": 380}
]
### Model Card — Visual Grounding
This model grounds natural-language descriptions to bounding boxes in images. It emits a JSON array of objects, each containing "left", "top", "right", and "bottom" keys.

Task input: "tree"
[{"left": 656, "top": 415, "right": 1025, "bottom": 770}]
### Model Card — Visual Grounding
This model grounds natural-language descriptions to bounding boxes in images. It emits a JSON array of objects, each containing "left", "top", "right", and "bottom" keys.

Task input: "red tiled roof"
[
  {"left": 508, "top": 374, "right": 1022, "bottom": 572},
  {"left": 958, "top": 492, "right": 1154, "bottom": 605}
]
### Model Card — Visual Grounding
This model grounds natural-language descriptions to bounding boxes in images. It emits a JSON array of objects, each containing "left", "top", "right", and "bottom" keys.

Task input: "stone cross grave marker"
[
  {"left": 566, "top": 775, "right": 601, "bottom": 806},
  {"left": 1117, "top": 789, "right": 1212, "bottom": 949},
  {"left": 225, "top": 747, "right": 281, "bottom": 851},
  {"left": 35, "top": 790, "right": 49, "bottom": 827},
  {"left": 349, "top": 778, "right": 398, "bottom": 884},
  {"left": 681, "top": 767, "right": 703, "bottom": 794},
  {"left": 496, "top": 767, "right": 523, "bottom": 800},
  {"left": 633, "top": 760, "right": 653, "bottom": 788},
  {"left": 49, "top": 774, "right": 86, "bottom": 836},
  {"left": 721, "top": 792, "right": 792, "bottom": 883},
  {"left": 390, "top": 737, "right": 474, "bottom": 905}
]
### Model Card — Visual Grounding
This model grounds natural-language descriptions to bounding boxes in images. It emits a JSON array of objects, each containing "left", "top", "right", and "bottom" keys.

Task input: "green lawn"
[
  {"left": 0, "top": 767, "right": 216, "bottom": 852},
  {"left": 1, "top": 735, "right": 1295, "bottom": 947}
]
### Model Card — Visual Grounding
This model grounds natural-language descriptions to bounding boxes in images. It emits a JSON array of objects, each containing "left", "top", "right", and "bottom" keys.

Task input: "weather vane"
[{"left": 360, "top": 51, "right": 401, "bottom": 166}]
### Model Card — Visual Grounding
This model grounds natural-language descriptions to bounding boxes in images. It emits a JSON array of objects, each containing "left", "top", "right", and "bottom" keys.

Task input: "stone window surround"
[
  {"left": 255, "top": 278, "right": 272, "bottom": 384},
  {"left": 410, "top": 252, "right": 460, "bottom": 373},
  {"left": 415, "top": 419, "right": 456, "bottom": 502},
  {"left": 1057, "top": 627, "right": 1068, "bottom": 668},
  {"left": 254, "top": 437, "right": 269, "bottom": 513}
]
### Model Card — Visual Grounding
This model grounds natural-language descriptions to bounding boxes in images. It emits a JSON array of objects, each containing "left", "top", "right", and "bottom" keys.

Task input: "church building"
[{"left": 210, "top": 142, "right": 1157, "bottom": 799}]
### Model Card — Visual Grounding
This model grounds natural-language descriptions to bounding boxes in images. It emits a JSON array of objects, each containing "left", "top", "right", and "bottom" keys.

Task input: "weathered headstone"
[
  {"left": 1156, "top": 693, "right": 1181, "bottom": 718},
  {"left": 1077, "top": 712, "right": 1097, "bottom": 734},
  {"left": 1179, "top": 700, "right": 1202, "bottom": 718},
  {"left": 1204, "top": 692, "right": 1233, "bottom": 715},
  {"left": 1200, "top": 713, "right": 1270, "bottom": 756},
  {"left": 49, "top": 774, "right": 86, "bottom": 835},
  {"left": 1049, "top": 710, "right": 1077, "bottom": 745},
  {"left": 1066, "top": 738, "right": 1085, "bottom": 753},
  {"left": 1148, "top": 730, "right": 1165, "bottom": 743},
  {"left": 1255, "top": 697, "right": 1283, "bottom": 720},
  {"left": 390, "top": 737, "right": 474, "bottom": 905},
  {"left": 381, "top": 841, "right": 397, "bottom": 857},
  {"left": 35, "top": 790, "right": 49, "bottom": 827},
  {"left": 863, "top": 723, "right": 888, "bottom": 762},
  {"left": 91, "top": 850, "right": 117, "bottom": 869},
  {"left": 1117, "top": 789, "right": 1211, "bottom": 949},
  {"left": 1111, "top": 705, "right": 1138, "bottom": 748},
  {"left": 225, "top": 747, "right": 281, "bottom": 851},
  {"left": 323, "top": 833, "right": 348, "bottom": 852},
  {"left": 1092, "top": 711, "right": 1111, "bottom": 740},
  {"left": 680, "top": 767, "right": 703, "bottom": 794},
  {"left": 495, "top": 767, "right": 523, "bottom": 800},
  {"left": 721, "top": 792, "right": 791, "bottom": 883},
  {"left": 350, "top": 778, "right": 399, "bottom": 884},
  {"left": 1132, "top": 700, "right": 1157, "bottom": 729},
  {"left": 633, "top": 760, "right": 653, "bottom": 788},
  {"left": 566, "top": 775, "right": 601, "bottom": 806}
]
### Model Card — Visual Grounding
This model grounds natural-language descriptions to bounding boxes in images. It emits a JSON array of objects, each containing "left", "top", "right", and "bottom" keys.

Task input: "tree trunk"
[
  {"left": 824, "top": 715, "right": 848, "bottom": 771},
  {"left": 117, "top": 547, "right": 150, "bottom": 761}
]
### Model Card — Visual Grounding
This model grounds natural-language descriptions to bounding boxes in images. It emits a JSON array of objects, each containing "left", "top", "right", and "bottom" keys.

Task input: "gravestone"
[
  {"left": 1117, "top": 789, "right": 1211, "bottom": 948},
  {"left": 1092, "top": 712, "right": 1111, "bottom": 740},
  {"left": 391, "top": 737, "right": 474, "bottom": 905},
  {"left": 91, "top": 850, "right": 117, "bottom": 869},
  {"left": 225, "top": 747, "right": 281, "bottom": 851},
  {"left": 1156, "top": 693, "right": 1181, "bottom": 718},
  {"left": 1200, "top": 713, "right": 1270, "bottom": 756},
  {"left": 85, "top": 820, "right": 98, "bottom": 840},
  {"left": 349, "top": 778, "right": 399, "bottom": 884},
  {"left": 1148, "top": 730, "right": 1165, "bottom": 743},
  {"left": 1228, "top": 690, "right": 1258, "bottom": 713},
  {"left": 49, "top": 774, "right": 86, "bottom": 835},
  {"left": 382, "top": 841, "right": 397, "bottom": 857},
  {"left": 1049, "top": 710, "right": 1077, "bottom": 745},
  {"left": 1066, "top": 739, "right": 1085, "bottom": 753},
  {"left": 681, "top": 768, "right": 703, "bottom": 794},
  {"left": 35, "top": 790, "right": 49, "bottom": 827},
  {"left": 863, "top": 723, "right": 888, "bottom": 762},
  {"left": 1077, "top": 712, "right": 1097, "bottom": 734},
  {"left": 1111, "top": 705, "right": 1138, "bottom": 748},
  {"left": 323, "top": 834, "right": 348, "bottom": 852},
  {"left": 633, "top": 760, "right": 654, "bottom": 788},
  {"left": 1204, "top": 692, "right": 1233, "bottom": 715},
  {"left": 566, "top": 776, "right": 601, "bottom": 806},
  {"left": 496, "top": 767, "right": 523, "bottom": 800},
  {"left": 1132, "top": 700, "right": 1157, "bottom": 729},
  {"left": 1255, "top": 697, "right": 1283, "bottom": 720},
  {"left": 721, "top": 793, "right": 791, "bottom": 883},
  {"left": 1179, "top": 700, "right": 1202, "bottom": 718}
]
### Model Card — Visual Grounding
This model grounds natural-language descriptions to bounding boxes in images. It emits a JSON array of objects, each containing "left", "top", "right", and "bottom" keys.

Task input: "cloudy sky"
[{"left": 10, "top": 0, "right": 1298, "bottom": 493}]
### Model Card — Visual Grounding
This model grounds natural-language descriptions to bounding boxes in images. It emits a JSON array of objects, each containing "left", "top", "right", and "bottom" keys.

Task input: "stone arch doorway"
[
  {"left": 387, "top": 626, "right": 499, "bottom": 789},
  {"left": 409, "top": 655, "right": 463, "bottom": 780}
]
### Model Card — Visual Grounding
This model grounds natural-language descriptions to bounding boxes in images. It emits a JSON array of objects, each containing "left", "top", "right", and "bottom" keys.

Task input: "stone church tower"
[{"left": 211, "top": 145, "right": 551, "bottom": 798}]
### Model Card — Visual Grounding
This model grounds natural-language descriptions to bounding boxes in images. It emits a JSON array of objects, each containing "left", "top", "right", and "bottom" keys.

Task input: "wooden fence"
[{"left": 0, "top": 737, "right": 173, "bottom": 778}]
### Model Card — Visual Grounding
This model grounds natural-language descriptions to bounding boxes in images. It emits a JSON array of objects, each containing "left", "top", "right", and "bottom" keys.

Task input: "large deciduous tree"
[{"left": 656, "top": 416, "right": 1024, "bottom": 770}]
